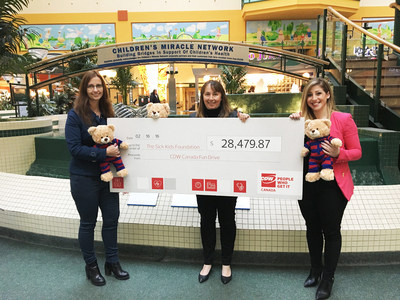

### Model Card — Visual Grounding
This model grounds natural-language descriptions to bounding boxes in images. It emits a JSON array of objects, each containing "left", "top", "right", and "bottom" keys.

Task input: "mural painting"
[
  {"left": 363, "top": 18, "right": 394, "bottom": 43},
  {"left": 132, "top": 22, "right": 229, "bottom": 41},
  {"left": 246, "top": 20, "right": 317, "bottom": 47},
  {"left": 21, "top": 24, "right": 116, "bottom": 51}
]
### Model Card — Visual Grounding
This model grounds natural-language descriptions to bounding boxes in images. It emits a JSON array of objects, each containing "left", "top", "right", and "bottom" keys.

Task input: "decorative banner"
[
  {"left": 21, "top": 24, "right": 116, "bottom": 51},
  {"left": 246, "top": 19, "right": 317, "bottom": 47},
  {"left": 132, "top": 21, "right": 229, "bottom": 41},
  {"left": 109, "top": 118, "right": 304, "bottom": 199},
  {"left": 97, "top": 40, "right": 249, "bottom": 68}
]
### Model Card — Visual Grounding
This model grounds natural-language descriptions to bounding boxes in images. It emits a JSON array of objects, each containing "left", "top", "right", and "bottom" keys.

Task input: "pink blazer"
[{"left": 329, "top": 111, "right": 362, "bottom": 201}]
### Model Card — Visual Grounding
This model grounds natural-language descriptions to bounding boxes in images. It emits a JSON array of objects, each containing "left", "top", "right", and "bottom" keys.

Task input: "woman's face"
[
  {"left": 203, "top": 84, "right": 222, "bottom": 110},
  {"left": 306, "top": 85, "right": 330, "bottom": 115},
  {"left": 87, "top": 76, "right": 103, "bottom": 103}
]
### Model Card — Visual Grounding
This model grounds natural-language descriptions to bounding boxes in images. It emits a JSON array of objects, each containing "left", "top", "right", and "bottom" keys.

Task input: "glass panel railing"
[{"left": 325, "top": 7, "right": 400, "bottom": 118}]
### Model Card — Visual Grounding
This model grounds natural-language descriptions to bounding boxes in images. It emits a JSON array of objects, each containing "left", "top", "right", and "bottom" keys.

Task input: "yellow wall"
[
  {"left": 21, "top": 10, "right": 245, "bottom": 43},
  {"left": 350, "top": 6, "right": 395, "bottom": 20},
  {"left": 20, "top": 4, "right": 395, "bottom": 45}
]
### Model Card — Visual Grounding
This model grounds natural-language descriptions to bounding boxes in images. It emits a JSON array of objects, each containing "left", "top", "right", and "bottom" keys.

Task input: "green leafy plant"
[
  {"left": 218, "top": 65, "right": 247, "bottom": 94},
  {"left": 111, "top": 67, "right": 138, "bottom": 105},
  {"left": 27, "top": 92, "right": 56, "bottom": 116},
  {"left": 53, "top": 82, "right": 77, "bottom": 114},
  {"left": 68, "top": 41, "right": 98, "bottom": 88},
  {"left": 0, "top": 91, "right": 13, "bottom": 110},
  {"left": 0, "top": 0, "right": 38, "bottom": 77}
]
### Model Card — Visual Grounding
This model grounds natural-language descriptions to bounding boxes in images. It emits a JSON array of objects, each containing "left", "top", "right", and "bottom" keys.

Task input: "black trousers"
[
  {"left": 298, "top": 180, "right": 347, "bottom": 278},
  {"left": 70, "top": 174, "right": 120, "bottom": 265},
  {"left": 197, "top": 195, "right": 237, "bottom": 265}
]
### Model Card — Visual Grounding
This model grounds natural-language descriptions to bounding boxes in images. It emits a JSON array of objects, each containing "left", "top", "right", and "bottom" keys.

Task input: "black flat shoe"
[
  {"left": 316, "top": 278, "right": 334, "bottom": 300},
  {"left": 85, "top": 261, "right": 106, "bottom": 286},
  {"left": 221, "top": 274, "right": 232, "bottom": 284},
  {"left": 198, "top": 268, "right": 212, "bottom": 283},
  {"left": 304, "top": 269, "right": 322, "bottom": 287},
  {"left": 104, "top": 262, "right": 130, "bottom": 280}
]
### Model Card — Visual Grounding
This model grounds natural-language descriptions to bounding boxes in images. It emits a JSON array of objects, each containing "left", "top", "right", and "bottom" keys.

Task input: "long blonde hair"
[{"left": 300, "top": 77, "right": 336, "bottom": 120}]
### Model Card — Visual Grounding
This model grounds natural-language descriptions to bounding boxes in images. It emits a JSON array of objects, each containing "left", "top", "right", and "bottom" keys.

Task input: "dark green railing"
[{"left": 318, "top": 7, "right": 400, "bottom": 130}]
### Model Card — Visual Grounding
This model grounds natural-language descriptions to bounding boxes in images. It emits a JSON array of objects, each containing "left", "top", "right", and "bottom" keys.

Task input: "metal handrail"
[{"left": 327, "top": 6, "right": 400, "bottom": 53}]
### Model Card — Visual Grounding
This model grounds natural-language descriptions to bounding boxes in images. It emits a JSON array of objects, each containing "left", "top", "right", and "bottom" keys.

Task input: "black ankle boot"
[
  {"left": 316, "top": 277, "right": 334, "bottom": 300},
  {"left": 85, "top": 261, "right": 106, "bottom": 286},
  {"left": 104, "top": 262, "right": 130, "bottom": 280},
  {"left": 304, "top": 268, "right": 322, "bottom": 287}
]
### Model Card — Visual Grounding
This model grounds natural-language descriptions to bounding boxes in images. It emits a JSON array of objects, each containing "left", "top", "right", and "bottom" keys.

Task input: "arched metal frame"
[{"left": 26, "top": 40, "right": 329, "bottom": 90}]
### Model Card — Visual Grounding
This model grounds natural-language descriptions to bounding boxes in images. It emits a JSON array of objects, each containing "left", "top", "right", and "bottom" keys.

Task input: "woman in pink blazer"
[{"left": 290, "top": 78, "right": 361, "bottom": 300}]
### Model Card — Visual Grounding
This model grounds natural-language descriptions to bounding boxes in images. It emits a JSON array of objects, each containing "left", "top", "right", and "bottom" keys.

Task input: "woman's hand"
[
  {"left": 322, "top": 141, "right": 341, "bottom": 158},
  {"left": 289, "top": 112, "right": 302, "bottom": 120},
  {"left": 238, "top": 111, "right": 250, "bottom": 123},
  {"left": 106, "top": 143, "right": 120, "bottom": 157}
]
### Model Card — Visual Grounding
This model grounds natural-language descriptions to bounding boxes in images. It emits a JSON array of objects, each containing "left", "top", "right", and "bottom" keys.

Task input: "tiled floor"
[{"left": 1, "top": 172, "right": 400, "bottom": 253}]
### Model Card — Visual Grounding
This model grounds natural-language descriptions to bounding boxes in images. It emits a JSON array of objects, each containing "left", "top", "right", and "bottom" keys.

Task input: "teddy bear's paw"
[
  {"left": 101, "top": 172, "right": 114, "bottom": 182},
  {"left": 305, "top": 172, "right": 320, "bottom": 182},
  {"left": 120, "top": 142, "right": 129, "bottom": 149},
  {"left": 320, "top": 169, "right": 334, "bottom": 181},
  {"left": 301, "top": 148, "right": 309, "bottom": 157},
  {"left": 331, "top": 138, "right": 343, "bottom": 147},
  {"left": 117, "top": 169, "right": 128, "bottom": 177}
]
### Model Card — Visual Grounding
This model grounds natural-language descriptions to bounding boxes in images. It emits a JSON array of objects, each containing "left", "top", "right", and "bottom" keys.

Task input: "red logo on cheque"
[
  {"left": 112, "top": 177, "right": 124, "bottom": 189},
  {"left": 205, "top": 179, "right": 217, "bottom": 191},
  {"left": 192, "top": 179, "right": 204, "bottom": 191},
  {"left": 152, "top": 178, "right": 164, "bottom": 190},
  {"left": 261, "top": 173, "right": 276, "bottom": 188},
  {"left": 234, "top": 180, "right": 246, "bottom": 193}
]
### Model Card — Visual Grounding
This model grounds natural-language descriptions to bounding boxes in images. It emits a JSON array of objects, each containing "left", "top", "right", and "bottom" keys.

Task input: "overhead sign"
[
  {"left": 97, "top": 40, "right": 249, "bottom": 68},
  {"left": 109, "top": 118, "right": 304, "bottom": 199}
]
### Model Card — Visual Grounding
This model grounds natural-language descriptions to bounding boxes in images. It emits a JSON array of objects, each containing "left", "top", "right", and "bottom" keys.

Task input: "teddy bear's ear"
[
  {"left": 322, "top": 119, "right": 331, "bottom": 128},
  {"left": 163, "top": 103, "right": 170, "bottom": 114},
  {"left": 147, "top": 103, "right": 153, "bottom": 108},
  {"left": 304, "top": 120, "right": 311, "bottom": 128},
  {"left": 88, "top": 126, "right": 97, "bottom": 135},
  {"left": 107, "top": 124, "right": 115, "bottom": 131}
]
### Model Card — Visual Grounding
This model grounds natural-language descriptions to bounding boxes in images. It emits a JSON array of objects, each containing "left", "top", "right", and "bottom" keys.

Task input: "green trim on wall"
[{"left": 0, "top": 126, "right": 53, "bottom": 138}]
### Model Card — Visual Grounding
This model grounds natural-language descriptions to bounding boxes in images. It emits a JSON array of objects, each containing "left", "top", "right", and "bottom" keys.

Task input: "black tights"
[
  {"left": 299, "top": 180, "right": 347, "bottom": 279},
  {"left": 197, "top": 195, "right": 237, "bottom": 265}
]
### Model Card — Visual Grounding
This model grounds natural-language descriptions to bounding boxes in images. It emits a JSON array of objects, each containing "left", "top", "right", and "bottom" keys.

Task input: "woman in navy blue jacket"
[
  {"left": 65, "top": 70, "right": 129, "bottom": 286},
  {"left": 193, "top": 80, "right": 249, "bottom": 285}
]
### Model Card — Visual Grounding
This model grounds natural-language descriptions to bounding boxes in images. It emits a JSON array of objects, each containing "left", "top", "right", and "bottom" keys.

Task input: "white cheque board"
[{"left": 109, "top": 117, "right": 304, "bottom": 199}]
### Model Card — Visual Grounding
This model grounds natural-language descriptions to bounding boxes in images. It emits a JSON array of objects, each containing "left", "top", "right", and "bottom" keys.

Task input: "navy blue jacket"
[{"left": 65, "top": 109, "right": 107, "bottom": 176}]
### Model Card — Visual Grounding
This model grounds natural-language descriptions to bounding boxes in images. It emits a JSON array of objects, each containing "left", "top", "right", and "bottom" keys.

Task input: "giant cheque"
[{"left": 109, "top": 117, "right": 304, "bottom": 199}]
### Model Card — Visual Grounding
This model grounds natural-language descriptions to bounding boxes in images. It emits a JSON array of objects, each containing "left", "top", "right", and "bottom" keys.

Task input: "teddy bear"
[
  {"left": 88, "top": 124, "right": 129, "bottom": 182},
  {"left": 146, "top": 102, "right": 170, "bottom": 119},
  {"left": 301, "top": 119, "right": 342, "bottom": 182}
]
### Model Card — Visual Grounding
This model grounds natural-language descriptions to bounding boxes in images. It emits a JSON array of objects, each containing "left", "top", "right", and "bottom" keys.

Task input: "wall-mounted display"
[
  {"left": 132, "top": 22, "right": 229, "bottom": 41},
  {"left": 21, "top": 24, "right": 116, "bottom": 51},
  {"left": 246, "top": 20, "right": 317, "bottom": 47}
]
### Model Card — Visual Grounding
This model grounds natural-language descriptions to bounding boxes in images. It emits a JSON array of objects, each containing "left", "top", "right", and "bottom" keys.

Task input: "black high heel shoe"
[
  {"left": 85, "top": 261, "right": 106, "bottom": 286},
  {"left": 304, "top": 268, "right": 322, "bottom": 287},
  {"left": 198, "top": 266, "right": 212, "bottom": 283},
  {"left": 104, "top": 262, "right": 130, "bottom": 280},
  {"left": 316, "top": 277, "right": 334, "bottom": 300}
]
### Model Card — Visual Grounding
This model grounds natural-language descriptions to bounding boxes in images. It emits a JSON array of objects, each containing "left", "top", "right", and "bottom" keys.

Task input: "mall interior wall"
[{"left": 19, "top": 0, "right": 394, "bottom": 46}]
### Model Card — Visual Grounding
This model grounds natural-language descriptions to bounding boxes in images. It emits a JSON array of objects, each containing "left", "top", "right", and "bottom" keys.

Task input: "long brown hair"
[
  {"left": 300, "top": 77, "right": 336, "bottom": 120},
  {"left": 73, "top": 70, "right": 114, "bottom": 125},
  {"left": 196, "top": 80, "right": 233, "bottom": 118}
]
